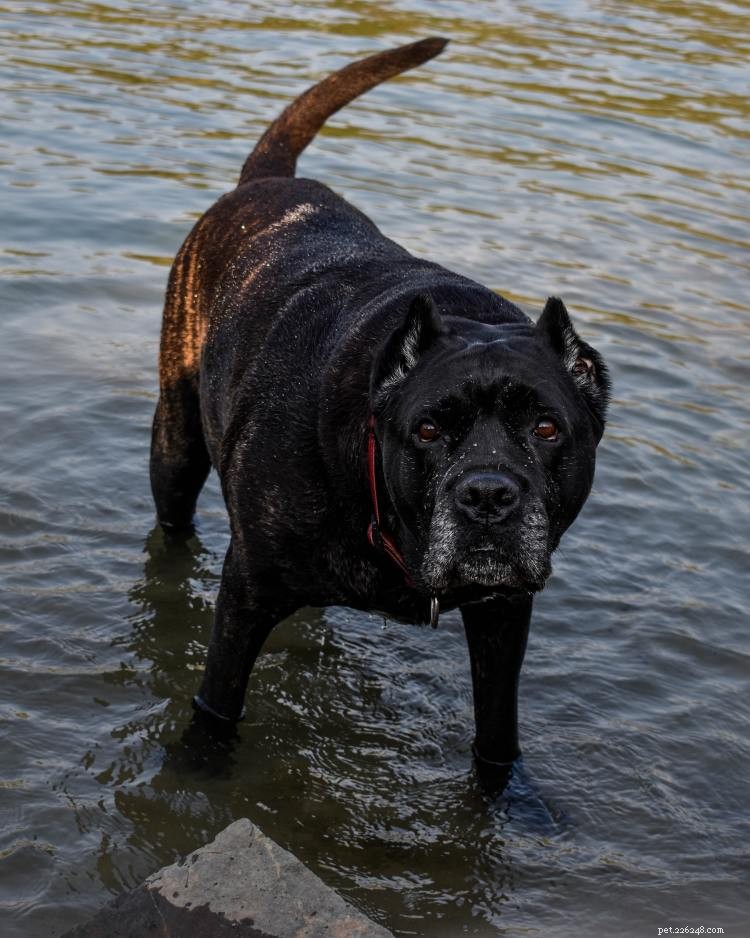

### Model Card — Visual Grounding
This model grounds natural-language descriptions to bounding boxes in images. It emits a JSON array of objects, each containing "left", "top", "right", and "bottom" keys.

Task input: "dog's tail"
[{"left": 238, "top": 37, "right": 448, "bottom": 185}]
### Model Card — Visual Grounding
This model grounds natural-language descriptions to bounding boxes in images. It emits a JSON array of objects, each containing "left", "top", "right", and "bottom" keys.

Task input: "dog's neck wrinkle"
[{"left": 444, "top": 316, "right": 534, "bottom": 341}]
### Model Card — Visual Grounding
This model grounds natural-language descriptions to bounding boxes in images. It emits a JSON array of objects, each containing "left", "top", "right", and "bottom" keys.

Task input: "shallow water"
[{"left": 1, "top": 1, "right": 749, "bottom": 935}]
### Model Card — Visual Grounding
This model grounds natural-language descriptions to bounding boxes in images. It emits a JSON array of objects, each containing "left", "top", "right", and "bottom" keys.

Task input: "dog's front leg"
[
  {"left": 195, "top": 538, "right": 292, "bottom": 722},
  {"left": 461, "top": 594, "right": 532, "bottom": 781}
]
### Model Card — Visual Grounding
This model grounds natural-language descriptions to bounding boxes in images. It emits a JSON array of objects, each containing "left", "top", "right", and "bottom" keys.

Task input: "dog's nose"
[{"left": 455, "top": 471, "right": 520, "bottom": 523}]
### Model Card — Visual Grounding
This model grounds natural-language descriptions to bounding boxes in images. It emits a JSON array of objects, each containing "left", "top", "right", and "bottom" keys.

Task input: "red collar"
[
  {"left": 366, "top": 416, "right": 415, "bottom": 588},
  {"left": 366, "top": 418, "right": 440, "bottom": 628}
]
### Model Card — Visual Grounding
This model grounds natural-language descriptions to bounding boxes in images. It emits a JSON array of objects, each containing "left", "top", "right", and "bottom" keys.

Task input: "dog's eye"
[
  {"left": 417, "top": 419, "right": 441, "bottom": 442},
  {"left": 533, "top": 419, "right": 558, "bottom": 441}
]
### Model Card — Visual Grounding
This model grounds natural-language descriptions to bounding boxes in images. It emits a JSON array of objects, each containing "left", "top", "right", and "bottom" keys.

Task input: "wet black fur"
[{"left": 150, "top": 49, "right": 610, "bottom": 787}]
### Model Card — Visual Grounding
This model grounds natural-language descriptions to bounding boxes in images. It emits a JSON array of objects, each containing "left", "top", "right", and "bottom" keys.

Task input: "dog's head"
[{"left": 370, "top": 294, "right": 610, "bottom": 596}]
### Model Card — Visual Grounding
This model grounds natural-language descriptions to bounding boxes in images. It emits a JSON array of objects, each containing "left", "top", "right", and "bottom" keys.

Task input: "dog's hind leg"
[
  {"left": 150, "top": 374, "right": 210, "bottom": 529},
  {"left": 150, "top": 232, "right": 212, "bottom": 530}
]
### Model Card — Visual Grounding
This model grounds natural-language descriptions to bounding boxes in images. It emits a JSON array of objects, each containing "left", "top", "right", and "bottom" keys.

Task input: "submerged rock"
[{"left": 64, "top": 818, "right": 393, "bottom": 937}]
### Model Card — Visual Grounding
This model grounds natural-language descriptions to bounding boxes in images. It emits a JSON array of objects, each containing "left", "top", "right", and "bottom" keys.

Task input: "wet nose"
[{"left": 455, "top": 471, "right": 520, "bottom": 523}]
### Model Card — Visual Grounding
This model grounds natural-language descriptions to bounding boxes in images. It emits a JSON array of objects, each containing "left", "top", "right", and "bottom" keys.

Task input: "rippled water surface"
[{"left": 1, "top": 2, "right": 749, "bottom": 935}]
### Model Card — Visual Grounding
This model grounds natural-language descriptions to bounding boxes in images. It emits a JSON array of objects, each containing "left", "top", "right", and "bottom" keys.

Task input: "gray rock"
[{"left": 65, "top": 818, "right": 393, "bottom": 937}]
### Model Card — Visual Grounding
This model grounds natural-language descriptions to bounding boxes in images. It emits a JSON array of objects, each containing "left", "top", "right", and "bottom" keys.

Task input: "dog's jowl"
[{"left": 150, "top": 38, "right": 610, "bottom": 784}]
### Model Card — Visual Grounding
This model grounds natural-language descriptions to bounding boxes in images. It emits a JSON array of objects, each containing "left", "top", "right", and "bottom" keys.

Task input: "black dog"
[{"left": 150, "top": 38, "right": 610, "bottom": 784}]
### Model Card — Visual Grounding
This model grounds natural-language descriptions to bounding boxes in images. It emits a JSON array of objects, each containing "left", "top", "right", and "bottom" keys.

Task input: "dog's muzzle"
[{"left": 420, "top": 478, "right": 550, "bottom": 593}]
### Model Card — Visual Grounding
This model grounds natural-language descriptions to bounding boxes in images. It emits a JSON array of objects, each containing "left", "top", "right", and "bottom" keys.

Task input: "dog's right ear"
[
  {"left": 536, "top": 296, "right": 611, "bottom": 437},
  {"left": 370, "top": 294, "right": 445, "bottom": 408}
]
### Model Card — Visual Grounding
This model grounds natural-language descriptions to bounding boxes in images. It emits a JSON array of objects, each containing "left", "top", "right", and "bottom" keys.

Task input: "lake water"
[{"left": 1, "top": 1, "right": 748, "bottom": 935}]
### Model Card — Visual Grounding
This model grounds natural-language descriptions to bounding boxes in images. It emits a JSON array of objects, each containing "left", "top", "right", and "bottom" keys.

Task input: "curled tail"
[{"left": 239, "top": 37, "right": 448, "bottom": 185}]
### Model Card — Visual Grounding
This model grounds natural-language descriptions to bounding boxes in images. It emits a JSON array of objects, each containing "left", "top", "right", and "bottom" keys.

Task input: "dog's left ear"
[
  {"left": 371, "top": 294, "right": 446, "bottom": 407},
  {"left": 536, "top": 296, "right": 611, "bottom": 435}
]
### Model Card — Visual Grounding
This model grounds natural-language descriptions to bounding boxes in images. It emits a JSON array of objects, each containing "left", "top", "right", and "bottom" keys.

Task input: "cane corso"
[{"left": 150, "top": 38, "right": 610, "bottom": 784}]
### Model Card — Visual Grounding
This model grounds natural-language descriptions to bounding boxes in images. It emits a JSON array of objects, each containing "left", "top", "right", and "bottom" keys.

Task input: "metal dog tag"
[{"left": 430, "top": 594, "right": 440, "bottom": 629}]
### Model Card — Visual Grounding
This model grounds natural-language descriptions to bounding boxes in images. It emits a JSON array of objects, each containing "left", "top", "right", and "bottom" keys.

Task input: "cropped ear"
[
  {"left": 536, "top": 296, "right": 611, "bottom": 434},
  {"left": 371, "top": 294, "right": 446, "bottom": 407}
]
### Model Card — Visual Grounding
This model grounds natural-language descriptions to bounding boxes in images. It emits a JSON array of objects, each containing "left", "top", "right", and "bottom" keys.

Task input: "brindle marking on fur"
[{"left": 158, "top": 226, "right": 209, "bottom": 385}]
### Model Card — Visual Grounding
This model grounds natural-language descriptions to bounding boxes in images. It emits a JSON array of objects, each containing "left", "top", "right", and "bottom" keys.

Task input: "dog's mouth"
[
  {"left": 420, "top": 502, "right": 551, "bottom": 594},
  {"left": 453, "top": 546, "right": 550, "bottom": 591},
  {"left": 419, "top": 543, "right": 551, "bottom": 596}
]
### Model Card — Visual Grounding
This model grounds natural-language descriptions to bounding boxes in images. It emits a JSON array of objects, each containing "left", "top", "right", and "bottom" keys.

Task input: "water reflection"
[
  {"left": 127, "top": 525, "right": 215, "bottom": 685},
  {"left": 108, "top": 523, "right": 568, "bottom": 934},
  {"left": 128, "top": 527, "right": 237, "bottom": 776}
]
